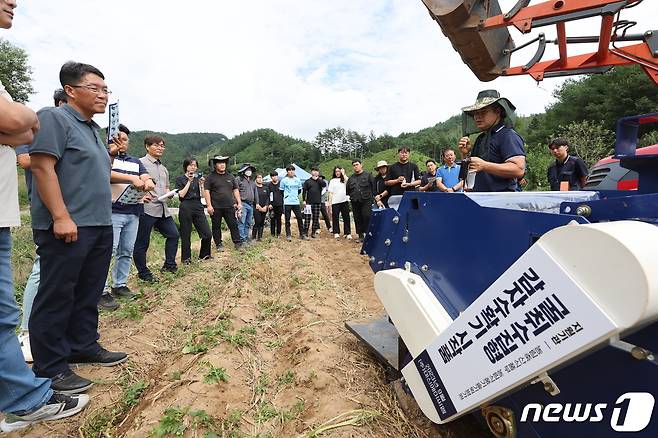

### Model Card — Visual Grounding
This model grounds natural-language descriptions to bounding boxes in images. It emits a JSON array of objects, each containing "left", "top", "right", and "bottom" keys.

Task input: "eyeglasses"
[{"left": 70, "top": 85, "right": 112, "bottom": 95}]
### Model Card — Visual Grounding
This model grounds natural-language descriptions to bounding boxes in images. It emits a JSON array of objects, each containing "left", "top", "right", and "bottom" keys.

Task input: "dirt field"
[{"left": 6, "top": 230, "right": 489, "bottom": 438}]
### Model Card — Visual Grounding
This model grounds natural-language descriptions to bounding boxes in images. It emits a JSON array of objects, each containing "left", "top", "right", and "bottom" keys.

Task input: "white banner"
[{"left": 413, "top": 244, "right": 618, "bottom": 421}]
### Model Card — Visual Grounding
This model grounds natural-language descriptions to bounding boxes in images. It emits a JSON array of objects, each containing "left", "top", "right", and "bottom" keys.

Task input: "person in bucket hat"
[
  {"left": 235, "top": 163, "right": 258, "bottom": 243},
  {"left": 458, "top": 90, "right": 526, "bottom": 192}
]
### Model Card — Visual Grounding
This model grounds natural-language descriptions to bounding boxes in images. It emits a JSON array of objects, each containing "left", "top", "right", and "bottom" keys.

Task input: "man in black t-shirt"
[
  {"left": 268, "top": 171, "right": 284, "bottom": 237},
  {"left": 547, "top": 138, "right": 589, "bottom": 191},
  {"left": 203, "top": 155, "right": 243, "bottom": 250},
  {"left": 385, "top": 146, "right": 421, "bottom": 196},
  {"left": 302, "top": 167, "right": 326, "bottom": 237}
]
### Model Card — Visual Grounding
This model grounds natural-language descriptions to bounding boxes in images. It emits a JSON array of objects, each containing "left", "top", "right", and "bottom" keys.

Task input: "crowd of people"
[{"left": 0, "top": 1, "right": 594, "bottom": 432}]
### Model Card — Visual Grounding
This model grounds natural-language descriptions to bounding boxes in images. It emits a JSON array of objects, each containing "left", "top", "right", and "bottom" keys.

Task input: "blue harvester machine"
[
  {"left": 347, "top": 2, "right": 658, "bottom": 435},
  {"left": 349, "top": 112, "right": 658, "bottom": 436}
]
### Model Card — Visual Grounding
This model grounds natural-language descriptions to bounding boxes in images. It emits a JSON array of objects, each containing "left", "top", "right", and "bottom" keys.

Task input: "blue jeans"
[
  {"left": 238, "top": 203, "right": 253, "bottom": 241},
  {"left": 0, "top": 228, "right": 52, "bottom": 414},
  {"left": 105, "top": 213, "right": 139, "bottom": 290},
  {"left": 20, "top": 255, "right": 39, "bottom": 332}
]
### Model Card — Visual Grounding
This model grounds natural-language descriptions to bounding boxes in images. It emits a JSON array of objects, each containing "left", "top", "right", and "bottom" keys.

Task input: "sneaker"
[
  {"left": 286, "top": 235, "right": 292, "bottom": 241},
  {"left": 311, "top": 233, "right": 317, "bottom": 239},
  {"left": 314, "top": 229, "right": 321, "bottom": 236},
  {"left": 334, "top": 234, "right": 340, "bottom": 239},
  {"left": 69, "top": 347, "right": 128, "bottom": 367},
  {"left": 111, "top": 285, "right": 134, "bottom": 298},
  {"left": 18, "top": 332, "right": 33, "bottom": 363},
  {"left": 50, "top": 369, "right": 94, "bottom": 394},
  {"left": 345, "top": 235, "right": 352, "bottom": 240},
  {"left": 98, "top": 293, "right": 119, "bottom": 311},
  {"left": 300, "top": 234, "right": 307, "bottom": 240},
  {"left": 0, "top": 393, "right": 90, "bottom": 432},
  {"left": 215, "top": 245, "right": 224, "bottom": 253}
]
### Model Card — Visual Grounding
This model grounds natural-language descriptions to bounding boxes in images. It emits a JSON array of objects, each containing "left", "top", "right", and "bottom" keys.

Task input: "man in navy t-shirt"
[{"left": 459, "top": 90, "right": 526, "bottom": 192}]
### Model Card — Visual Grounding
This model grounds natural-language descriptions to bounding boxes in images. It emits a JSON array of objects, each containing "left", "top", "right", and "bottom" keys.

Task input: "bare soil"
[{"left": 7, "top": 230, "right": 490, "bottom": 438}]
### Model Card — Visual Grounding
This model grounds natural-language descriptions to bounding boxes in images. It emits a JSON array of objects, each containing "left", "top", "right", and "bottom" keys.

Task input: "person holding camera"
[{"left": 176, "top": 158, "right": 211, "bottom": 263}]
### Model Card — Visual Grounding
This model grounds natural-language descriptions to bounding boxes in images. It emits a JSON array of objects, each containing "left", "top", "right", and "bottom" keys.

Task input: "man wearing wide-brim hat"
[
  {"left": 373, "top": 160, "right": 389, "bottom": 208},
  {"left": 203, "top": 154, "right": 243, "bottom": 251},
  {"left": 458, "top": 90, "right": 526, "bottom": 192}
]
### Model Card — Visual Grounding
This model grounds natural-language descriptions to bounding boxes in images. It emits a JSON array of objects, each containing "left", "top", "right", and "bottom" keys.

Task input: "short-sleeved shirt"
[
  {"left": 236, "top": 176, "right": 259, "bottom": 205},
  {"left": 280, "top": 176, "right": 303, "bottom": 205},
  {"left": 268, "top": 181, "right": 284, "bottom": 206},
  {"left": 175, "top": 175, "right": 204, "bottom": 205},
  {"left": 328, "top": 178, "right": 349, "bottom": 204},
  {"left": 420, "top": 171, "right": 440, "bottom": 192},
  {"left": 140, "top": 154, "right": 171, "bottom": 218},
  {"left": 30, "top": 104, "right": 111, "bottom": 230},
  {"left": 205, "top": 171, "right": 238, "bottom": 208},
  {"left": 0, "top": 80, "right": 20, "bottom": 227},
  {"left": 471, "top": 124, "right": 526, "bottom": 192},
  {"left": 15, "top": 144, "right": 33, "bottom": 202},
  {"left": 437, "top": 164, "right": 461, "bottom": 189},
  {"left": 547, "top": 155, "right": 589, "bottom": 191},
  {"left": 387, "top": 161, "right": 421, "bottom": 196},
  {"left": 112, "top": 155, "right": 147, "bottom": 216}
]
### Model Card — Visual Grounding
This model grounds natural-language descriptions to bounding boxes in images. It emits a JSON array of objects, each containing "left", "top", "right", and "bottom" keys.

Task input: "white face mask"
[{"left": 244, "top": 170, "right": 253, "bottom": 177}]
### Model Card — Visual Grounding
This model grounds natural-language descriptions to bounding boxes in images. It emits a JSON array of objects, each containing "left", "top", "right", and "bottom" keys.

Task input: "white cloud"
[{"left": 4, "top": 0, "right": 658, "bottom": 140}]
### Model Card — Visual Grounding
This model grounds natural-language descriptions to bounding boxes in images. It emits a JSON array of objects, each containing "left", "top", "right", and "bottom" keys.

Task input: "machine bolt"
[
  {"left": 575, "top": 204, "right": 592, "bottom": 217},
  {"left": 402, "top": 236, "right": 409, "bottom": 243},
  {"left": 389, "top": 262, "right": 396, "bottom": 267},
  {"left": 392, "top": 216, "right": 399, "bottom": 224},
  {"left": 631, "top": 347, "right": 652, "bottom": 361},
  {"left": 369, "top": 257, "right": 376, "bottom": 263},
  {"left": 421, "top": 265, "right": 429, "bottom": 272},
  {"left": 384, "top": 239, "right": 391, "bottom": 246},
  {"left": 408, "top": 278, "right": 416, "bottom": 285}
]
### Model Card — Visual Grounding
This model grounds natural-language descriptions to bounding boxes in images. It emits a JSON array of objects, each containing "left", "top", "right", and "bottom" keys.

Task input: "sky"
[{"left": 4, "top": 0, "right": 658, "bottom": 141}]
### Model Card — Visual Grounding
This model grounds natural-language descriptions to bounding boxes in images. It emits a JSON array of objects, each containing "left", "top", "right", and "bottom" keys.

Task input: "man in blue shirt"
[
  {"left": 458, "top": 90, "right": 526, "bottom": 192},
  {"left": 279, "top": 165, "right": 305, "bottom": 241},
  {"left": 436, "top": 148, "right": 463, "bottom": 192},
  {"left": 99, "top": 124, "right": 154, "bottom": 310}
]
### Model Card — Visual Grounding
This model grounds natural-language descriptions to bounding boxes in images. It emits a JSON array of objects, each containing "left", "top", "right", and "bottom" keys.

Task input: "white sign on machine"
[{"left": 411, "top": 244, "right": 618, "bottom": 422}]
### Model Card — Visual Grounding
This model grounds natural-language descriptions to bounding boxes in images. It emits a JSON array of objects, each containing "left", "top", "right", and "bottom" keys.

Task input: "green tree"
[
  {"left": 0, "top": 38, "right": 34, "bottom": 103},
  {"left": 556, "top": 120, "right": 615, "bottom": 166}
]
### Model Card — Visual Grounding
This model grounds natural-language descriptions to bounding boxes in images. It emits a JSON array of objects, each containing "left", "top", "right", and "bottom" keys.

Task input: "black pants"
[
  {"left": 179, "top": 201, "right": 211, "bottom": 262},
  {"left": 331, "top": 201, "right": 351, "bottom": 235},
  {"left": 284, "top": 205, "right": 304, "bottom": 237},
  {"left": 270, "top": 205, "right": 283, "bottom": 236},
  {"left": 320, "top": 203, "right": 331, "bottom": 230},
  {"left": 252, "top": 208, "right": 267, "bottom": 240},
  {"left": 211, "top": 207, "right": 241, "bottom": 247},
  {"left": 30, "top": 226, "right": 112, "bottom": 377},
  {"left": 351, "top": 199, "right": 372, "bottom": 236},
  {"left": 133, "top": 214, "right": 180, "bottom": 278}
]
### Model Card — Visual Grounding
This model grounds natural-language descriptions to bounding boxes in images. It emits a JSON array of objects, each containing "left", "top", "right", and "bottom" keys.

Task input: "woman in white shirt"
[{"left": 327, "top": 166, "right": 352, "bottom": 239}]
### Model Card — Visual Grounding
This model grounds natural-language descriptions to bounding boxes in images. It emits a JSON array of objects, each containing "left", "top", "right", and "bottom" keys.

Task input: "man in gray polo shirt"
[{"left": 29, "top": 62, "right": 128, "bottom": 394}]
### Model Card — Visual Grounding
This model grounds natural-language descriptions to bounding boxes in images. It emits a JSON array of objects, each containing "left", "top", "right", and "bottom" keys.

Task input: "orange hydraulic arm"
[
  {"left": 422, "top": 0, "right": 658, "bottom": 85},
  {"left": 480, "top": 0, "right": 658, "bottom": 85}
]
